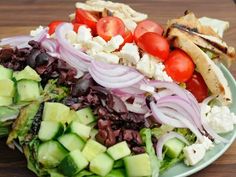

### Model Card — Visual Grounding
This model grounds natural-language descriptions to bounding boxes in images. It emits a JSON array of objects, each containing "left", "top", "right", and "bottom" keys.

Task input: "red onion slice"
[
  {"left": 41, "top": 38, "right": 58, "bottom": 52},
  {"left": 156, "top": 131, "right": 189, "bottom": 160},
  {"left": 0, "top": 36, "right": 31, "bottom": 46},
  {"left": 125, "top": 102, "right": 148, "bottom": 114},
  {"left": 150, "top": 101, "right": 186, "bottom": 127}
]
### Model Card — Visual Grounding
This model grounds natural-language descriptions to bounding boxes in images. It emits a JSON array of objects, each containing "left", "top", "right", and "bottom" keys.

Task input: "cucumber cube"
[
  {"left": 37, "top": 141, "right": 67, "bottom": 168},
  {"left": 107, "top": 141, "right": 131, "bottom": 160},
  {"left": 0, "top": 65, "right": 13, "bottom": 80},
  {"left": 0, "top": 79, "right": 15, "bottom": 97},
  {"left": 164, "top": 138, "right": 185, "bottom": 158},
  {"left": 17, "top": 80, "right": 40, "bottom": 102},
  {"left": 0, "top": 96, "right": 12, "bottom": 106},
  {"left": 68, "top": 121, "right": 91, "bottom": 141},
  {"left": 14, "top": 66, "right": 41, "bottom": 82},
  {"left": 124, "top": 153, "right": 151, "bottom": 177},
  {"left": 113, "top": 159, "right": 124, "bottom": 169},
  {"left": 106, "top": 169, "right": 126, "bottom": 177},
  {"left": 38, "top": 121, "right": 64, "bottom": 141},
  {"left": 58, "top": 133, "right": 85, "bottom": 151},
  {"left": 90, "top": 128, "right": 98, "bottom": 140},
  {"left": 82, "top": 139, "right": 107, "bottom": 161},
  {"left": 76, "top": 107, "right": 96, "bottom": 125},
  {"left": 90, "top": 153, "right": 114, "bottom": 176},
  {"left": 59, "top": 149, "right": 89, "bottom": 176},
  {"left": 43, "top": 102, "right": 70, "bottom": 124}
]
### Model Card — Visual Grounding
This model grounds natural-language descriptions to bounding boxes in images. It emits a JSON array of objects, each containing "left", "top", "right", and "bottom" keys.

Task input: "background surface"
[{"left": 0, "top": 0, "right": 235, "bottom": 177}]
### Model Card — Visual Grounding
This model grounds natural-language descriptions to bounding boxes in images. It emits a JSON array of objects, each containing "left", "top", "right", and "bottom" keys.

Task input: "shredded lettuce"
[
  {"left": 174, "top": 128, "right": 196, "bottom": 144},
  {"left": 151, "top": 125, "right": 174, "bottom": 139},
  {"left": 141, "top": 128, "right": 161, "bottom": 177}
]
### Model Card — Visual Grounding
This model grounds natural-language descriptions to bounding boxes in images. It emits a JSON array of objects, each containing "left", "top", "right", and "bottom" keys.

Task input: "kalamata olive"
[
  {"left": 71, "top": 78, "right": 94, "bottom": 97},
  {"left": 145, "top": 95, "right": 156, "bottom": 109},
  {"left": 35, "top": 52, "right": 50, "bottom": 66},
  {"left": 27, "top": 49, "right": 41, "bottom": 68}
]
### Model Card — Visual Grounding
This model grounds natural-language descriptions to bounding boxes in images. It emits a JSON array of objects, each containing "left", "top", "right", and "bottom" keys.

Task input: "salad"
[{"left": 0, "top": 0, "right": 236, "bottom": 177}]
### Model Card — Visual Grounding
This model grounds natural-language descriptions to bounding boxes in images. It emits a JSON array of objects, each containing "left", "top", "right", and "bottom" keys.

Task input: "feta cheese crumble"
[
  {"left": 205, "top": 105, "right": 236, "bottom": 134},
  {"left": 136, "top": 54, "right": 156, "bottom": 78},
  {"left": 104, "top": 35, "right": 124, "bottom": 52},
  {"left": 118, "top": 43, "right": 140, "bottom": 65},
  {"left": 30, "top": 26, "right": 44, "bottom": 37},
  {"left": 76, "top": 25, "right": 93, "bottom": 42}
]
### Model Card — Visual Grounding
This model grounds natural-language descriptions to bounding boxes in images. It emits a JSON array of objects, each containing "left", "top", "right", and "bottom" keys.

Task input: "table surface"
[{"left": 0, "top": 0, "right": 235, "bottom": 177}]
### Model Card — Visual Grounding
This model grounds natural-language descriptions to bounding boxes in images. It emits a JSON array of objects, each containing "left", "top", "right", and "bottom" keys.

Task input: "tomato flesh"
[
  {"left": 96, "top": 16, "right": 125, "bottom": 41},
  {"left": 137, "top": 32, "right": 169, "bottom": 61},
  {"left": 164, "top": 49, "right": 194, "bottom": 82},
  {"left": 48, "top": 21, "right": 63, "bottom": 35},
  {"left": 186, "top": 71, "right": 208, "bottom": 102},
  {"left": 134, "top": 20, "right": 163, "bottom": 42},
  {"left": 75, "top": 8, "right": 98, "bottom": 33}
]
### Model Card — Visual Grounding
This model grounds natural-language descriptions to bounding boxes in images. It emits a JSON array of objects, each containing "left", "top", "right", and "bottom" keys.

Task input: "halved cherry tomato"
[
  {"left": 73, "top": 23, "right": 87, "bottom": 32},
  {"left": 137, "top": 32, "right": 169, "bottom": 61},
  {"left": 48, "top": 21, "right": 63, "bottom": 35},
  {"left": 134, "top": 20, "right": 163, "bottom": 42},
  {"left": 118, "top": 30, "right": 133, "bottom": 50},
  {"left": 164, "top": 49, "right": 194, "bottom": 82},
  {"left": 186, "top": 71, "right": 208, "bottom": 102},
  {"left": 75, "top": 8, "right": 98, "bottom": 33},
  {"left": 96, "top": 16, "right": 125, "bottom": 41}
]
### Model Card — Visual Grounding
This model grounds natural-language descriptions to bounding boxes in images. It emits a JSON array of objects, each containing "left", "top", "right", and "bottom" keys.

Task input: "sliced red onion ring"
[
  {"left": 0, "top": 35, "right": 31, "bottom": 46},
  {"left": 156, "top": 131, "right": 189, "bottom": 160},
  {"left": 150, "top": 101, "right": 186, "bottom": 128},
  {"left": 200, "top": 96, "right": 229, "bottom": 143},
  {"left": 125, "top": 102, "right": 148, "bottom": 114},
  {"left": 159, "top": 107, "right": 204, "bottom": 141},
  {"left": 33, "top": 27, "right": 48, "bottom": 42},
  {"left": 153, "top": 89, "right": 173, "bottom": 100},
  {"left": 55, "top": 23, "right": 92, "bottom": 63},
  {"left": 41, "top": 38, "right": 58, "bottom": 52},
  {"left": 157, "top": 96, "right": 203, "bottom": 131}
]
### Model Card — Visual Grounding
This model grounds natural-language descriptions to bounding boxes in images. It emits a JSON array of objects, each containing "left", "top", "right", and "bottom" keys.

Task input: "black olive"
[
  {"left": 27, "top": 49, "right": 41, "bottom": 68},
  {"left": 35, "top": 52, "right": 50, "bottom": 66},
  {"left": 71, "top": 78, "right": 94, "bottom": 97},
  {"left": 145, "top": 95, "right": 156, "bottom": 109}
]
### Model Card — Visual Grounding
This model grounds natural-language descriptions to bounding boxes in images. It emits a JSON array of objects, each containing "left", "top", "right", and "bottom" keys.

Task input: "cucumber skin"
[
  {"left": 38, "top": 121, "right": 64, "bottom": 141},
  {"left": 58, "top": 133, "right": 85, "bottom": 151},
  {"left": 37, "top": 141, "right": 68, "bottom": 168},
  {"left": 59, "top": 150, "right": 89, "bottom": 176}
]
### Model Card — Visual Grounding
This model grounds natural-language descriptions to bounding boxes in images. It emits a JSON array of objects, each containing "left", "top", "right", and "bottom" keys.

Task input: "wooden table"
[{"left": 0, "top": 0, "right": 235, "bottom": 176}]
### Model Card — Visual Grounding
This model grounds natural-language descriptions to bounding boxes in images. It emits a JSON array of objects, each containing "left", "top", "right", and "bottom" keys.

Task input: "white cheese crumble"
[
  {"left": 136, "top": 53, "right": 156, "bottom": 78},
  {"left": 154, "top": 63, "right": 173, "bottom": 82},
  {"left": 76, "top": 25, "right": 93, "bottom": 42},
  {"left": 30, "top": 26, "right": 44, "bottom": 37},
  {"left": 205, "top": 105, "right": 236, "bottom": 134},
  {"left": 65, "top": 31, "right": 77, "bottom": 44},
  {"left": 104, "top": 35, "right": 124, "bottom": 52},
  {"left": 118, "top": 43, "right": 140, "bottom": 65},
  {"left": 93, "top": 52, "right": 120, "bottom": 64}
]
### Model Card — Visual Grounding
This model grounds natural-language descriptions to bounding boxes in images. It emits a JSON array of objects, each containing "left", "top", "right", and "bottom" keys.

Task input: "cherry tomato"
[
  {"left": 118, "top": 30, "right": 133, "bottom": 50},
  {"left": 186, "top": 71, "right": 208, "bottom": 102},
  {"left": 164, "top": 49, "right": 194, "bottom": 82},
  {"left": 134, "top": 20, "right": 163, "bottom": 42},
  {"left": 73, "top": 23, "right": 87, "bottom": 32},
  {"left": 75, "top": 8, "right": 98, "bottom": 32},
  {"left": 137, "top": 32, "right": 170, "bottom": 61},
  {"left": 48, "top": 21, "right": 63, "bottom": 35},
  {"left": 96, "top": 16, "right": 125, "bottom": 41}
]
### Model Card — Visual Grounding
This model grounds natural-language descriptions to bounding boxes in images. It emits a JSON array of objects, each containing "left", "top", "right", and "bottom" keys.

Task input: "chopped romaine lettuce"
[
  {"left": 174, "top": 128, "right": 196, "bottom": 144},
  {"left": 151, "top": 125, "right": 174, "bottom": 139}
]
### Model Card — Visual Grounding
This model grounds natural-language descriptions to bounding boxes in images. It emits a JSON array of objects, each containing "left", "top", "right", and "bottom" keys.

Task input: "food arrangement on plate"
[{"left": 0, "top": 0, "right": 236, "bottom": 176}]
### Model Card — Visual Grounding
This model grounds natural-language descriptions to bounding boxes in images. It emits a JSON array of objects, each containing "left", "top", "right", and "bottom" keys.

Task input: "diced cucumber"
[
  {"left": 67, "top": 121, "right": 91, "bottom": 141},
  {"left": 0, "top": 96, "right": 12, "bottom": 106},
  {"left": 37, "top": 141, "right": 67, "bottom": 168},
  {"left": 82, "top": 139, "right": 107, "bottom": 161},
  {"left": 113, "top": 160, "right": 124, "bottom": 169},
  {"left": 164, "top": 138, "right": 185, "bottom": 158},
  {"left": 48, "top": 170, "right": 64, "bottom": 177},
  {"left": 43, "top": 102, "right": 70, "bottom": 124},
  {"left": 38, "top": 121, "right": 64, "bottom": 141},
  {"left": 68, "top": 110, "right": 78, "bottom": 123},
  {"left": 0, "top": 79, "right": 15, "bottom": 97},
  {"left": 90, "top": 153, "right": 114, "bottom": 176},
  {"left": 59, "top": 149, "right": 89, "bottom": 176},
  {"left": 0, "top": 65, "right": 13, "bottom": 80},
  {"left": 58, "top": 133, "right": 85, "bottom": 151},
  {"left": 105, "top": 169, "right": 126, "bottom": 177},
  {"left": 17, "top": 80, "right": 40, "bottom": 102},
  {"left": 88, "top": 121, "right": 97, "bottom": 128},
  {"left": 90, "top": 128, "right": 98, "bottom": 140},
  {"left": 124, "top": 153, "right": 151, "bottom": 177},
  {"left": 76, "top": 107, "right": 96, "bottom": 125},
  {"left": 13, "top": 66, "right": 41, "bottom": 82},
  {"left": 107, "top": 141, "right": 131, "bottom": 160},
  {"left": 74, "top": 170, "right": 93, "bottom": 177}
]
